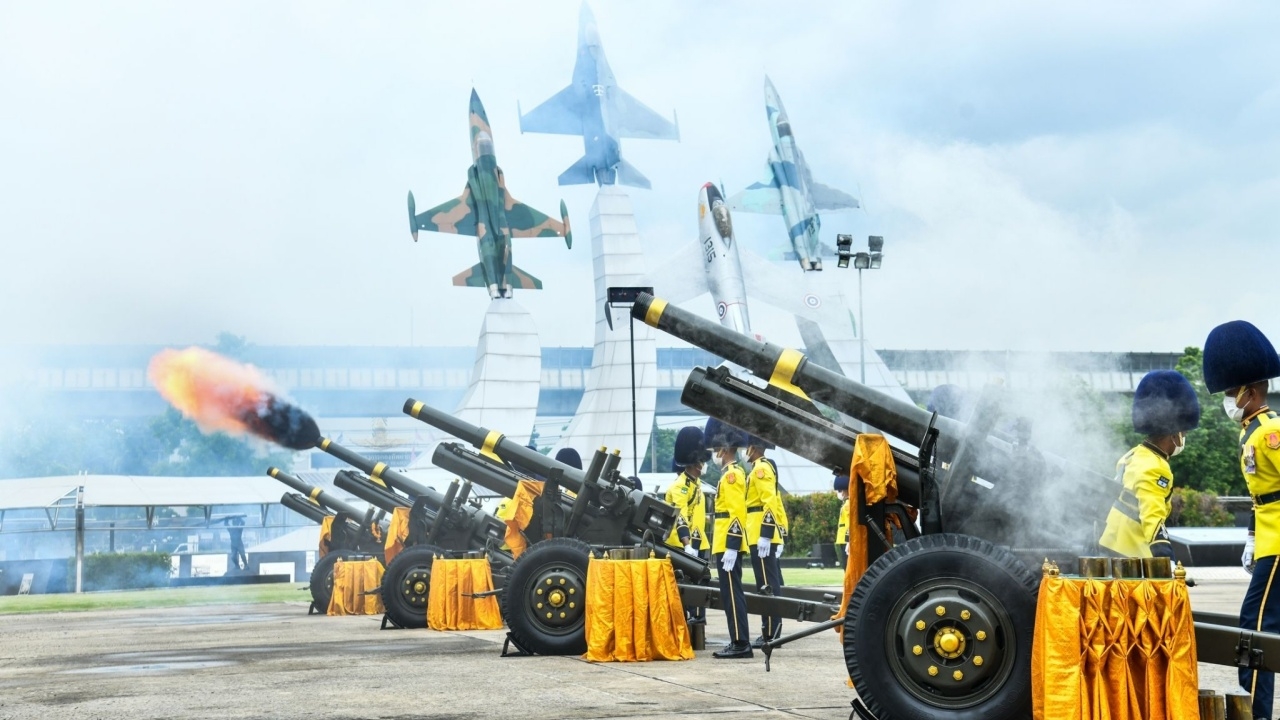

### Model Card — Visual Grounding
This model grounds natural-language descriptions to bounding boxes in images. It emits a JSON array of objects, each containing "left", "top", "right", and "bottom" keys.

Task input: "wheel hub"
[
  {"left": 399, "top": 567, "right": 433, "bottom": 608},
  {"left": 888, "top": 585, "right": 1011, "bottom": 708},
  {"left": 528, "top": 567, "right": 584, "bottom": 630}
]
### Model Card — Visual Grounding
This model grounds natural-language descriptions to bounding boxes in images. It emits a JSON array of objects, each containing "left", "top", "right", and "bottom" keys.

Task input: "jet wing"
[
  {"left": 642, "top": 240, "right": 708, "bottom": 306},
  {"left": 519, "top": 86, "right": 584, "bottom": 136},
  {"left": 413, "top": 187, "right": 477, "bottom": 237},
  {"left": 505, "top": 194, "right": 570, "bottom": 242},
  {"left": 728, "top": 173, "right": 784, "bottom": 216},
  {"left": 739, "top": 248, "right": 842, "bottom": 325},
  {"left": 810, "top": 181, "right": 860, "bottom": 211},
  {"left": 612, "top": 88, "right": 679, "bottom": 140}
]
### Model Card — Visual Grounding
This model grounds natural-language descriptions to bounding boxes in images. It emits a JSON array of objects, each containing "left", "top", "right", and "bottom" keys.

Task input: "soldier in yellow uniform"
[
  {"left": 1099, "top": 370, "right": 1200, "bottom": 559},
  {"left": 833, "top": 474, "right": 850, "bottom": 566},
  {"left": 664, "top": 427, "right": 710, "bottom": 556},
  {"left": 744, "top": 435, "right": 786, "bottom": 648},
  {"left": 664, "top": 426, "right": 710, "bottom": 625},
  {"left": 1204, "top": 320, "right": 1280, "bottom": 720},
  {"left": 705, "top": 417, "right": 752, "bottom": 659}
]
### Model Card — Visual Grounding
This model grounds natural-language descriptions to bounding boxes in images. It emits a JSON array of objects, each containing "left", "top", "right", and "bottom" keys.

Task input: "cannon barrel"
[
  {"left": 405, "top": 399, "right": 593, "bottom": 493},
  {"left": 632, "top": 293, "right": 1110, "bottom": 492},
  {"left": 280, "top": 492, "right": 331, "bottom": 524},
  {"left": 333, "top": 469, "right": 410, "bottom": 513},
  {"left": 316, "top": 436, "right": 438, "bottom": 501},
  {"left": 268, "top": 467, "right": 367, "bottom": 518},
  {"left": 683, "top": 366, "right": 923, "bottom": 505}
]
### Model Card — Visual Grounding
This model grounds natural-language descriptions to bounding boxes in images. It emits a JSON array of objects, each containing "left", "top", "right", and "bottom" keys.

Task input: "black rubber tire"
[
  {"left": 309, "top": 550, "right": 352, "bottom": 611},
  {"left": 380, "top": 544, "right": 447, "bottom": 629},
  {"left": 844, "top": 534, "right": 1038, "bottom": 720},
  {"left": 501, "top": 538, "right": 592, "bottom": 655}
]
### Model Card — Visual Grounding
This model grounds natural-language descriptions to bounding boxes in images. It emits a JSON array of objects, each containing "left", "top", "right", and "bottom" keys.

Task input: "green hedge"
[
  {"left": 781, "top": 492, "right": 843, "bottom": 556},
  {"left": 69, "top": 552, "right": 172, "bottom": 592},
  {"left": 1169, "top": 488, "right": 1233, "bottom": 528}
]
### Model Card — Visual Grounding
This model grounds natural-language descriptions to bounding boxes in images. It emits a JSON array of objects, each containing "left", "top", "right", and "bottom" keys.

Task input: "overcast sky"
[{"left": 1, "top": 1, "right": 1277, "bottom": 353}]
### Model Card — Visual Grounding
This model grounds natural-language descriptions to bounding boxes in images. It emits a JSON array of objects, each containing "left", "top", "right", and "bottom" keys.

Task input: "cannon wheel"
[
  {"left": 380, "top": 544, "right": 448, "bottom": 629},
  {"left": 309, "top": 550, "right": 371, "bottom": 612},
  {"left": 502, "top": 537, "right": 592, "bottom": 655},
  {"left": 844, "top": 533, "right": 1038, "bottom": 720}
]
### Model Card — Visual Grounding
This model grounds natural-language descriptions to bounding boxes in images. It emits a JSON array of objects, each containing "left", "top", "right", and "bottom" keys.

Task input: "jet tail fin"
[
  {"left": 557, "top": 156, "right": 597, "bottom": 186},
  {"left": 615, "top": 159, "right": 651, "bottom": 189},
  {"left": 506, "top": 265, "right": 543, "bottom": 291}
]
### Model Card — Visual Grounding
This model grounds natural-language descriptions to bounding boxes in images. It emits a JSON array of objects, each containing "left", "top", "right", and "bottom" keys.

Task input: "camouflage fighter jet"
[
  {"left": 729, "top": 76, "right": 859, "bottom": 272},
  {"left": 408, "top": 89, "right": 572, "bottom": 299}
]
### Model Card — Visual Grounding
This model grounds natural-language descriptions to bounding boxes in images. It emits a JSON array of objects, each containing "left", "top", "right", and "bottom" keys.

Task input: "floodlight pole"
[
  {"left": 74, "top": 485, "right": 85, "bottom": 594},
  {"left": 628, "top": 313, "right": 638, "bottom": 477},
  {"left": 858, "top": 268, "right": 866, "bottom": 385}
]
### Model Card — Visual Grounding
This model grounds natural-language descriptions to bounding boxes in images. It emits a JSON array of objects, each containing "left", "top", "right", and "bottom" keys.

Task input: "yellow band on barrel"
[
  {"left": 320, "top": 438, "right": 331, "bottom": 450},
  {"left": 309, "top": 487, "right": 322, "bottom": 504},
  {"left": 370, "top": 463, "right": 387, "bottom": 487},
  {"left": 269, "top": 468, "right": 278, "bottom": 478},
  {"left": 481, "top": 430, "right": 504, "bottom": 461},
  {"left": 644, "top": 298, "right": 668, "bottom": 327},
  {"left": 410, "top": 400, "right": 424, "bottom": 417},
  {"left": 768, "top": 348, "right": 811, "bottom": 400}
]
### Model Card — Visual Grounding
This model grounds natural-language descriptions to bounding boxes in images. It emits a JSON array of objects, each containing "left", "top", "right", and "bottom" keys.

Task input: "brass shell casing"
[{"left": 1077, "top": 557, "right": 1111, "bottom": 578}]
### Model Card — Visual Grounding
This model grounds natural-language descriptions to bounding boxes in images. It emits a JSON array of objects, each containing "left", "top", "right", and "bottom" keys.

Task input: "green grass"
[
  {"left": 0, "top": 583, "right": 309, "bottom": 615},
  {"left": 778, "top": 567, "right": 845, "bottom": 586}
]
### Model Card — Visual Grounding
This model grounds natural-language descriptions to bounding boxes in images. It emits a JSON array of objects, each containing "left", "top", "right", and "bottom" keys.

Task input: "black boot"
[
  {"left": 750, "top": 635, "right": 766, "bottom": 649},
  {"left": 713, "top": 642, "right": 754, "bottom": 659}
]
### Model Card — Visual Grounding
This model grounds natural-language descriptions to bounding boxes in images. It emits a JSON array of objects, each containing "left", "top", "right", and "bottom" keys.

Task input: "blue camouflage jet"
[
  {"left": 517, "top": 2, "right": 679, "bottom": 189},
  {"left": 729, "top": 76, "right": 860, "bottom": 271}
]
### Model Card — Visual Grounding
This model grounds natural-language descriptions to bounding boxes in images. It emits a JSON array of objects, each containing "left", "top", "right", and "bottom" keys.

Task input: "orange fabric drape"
[
  {"left": 318, "top": 516, "right": 334, "bottom": 556},
  {"left": 384, "top": 507, "right": 411, "bottom": 564},
  {"left": 834, "top": 434, "right": 900, "bottom": 636},
  {"left": 497, "top": 479, "right": 544, "bottom": 558},
  {"left": 327, "top": 558, "right": 385, "bottom": 616},
  {"left": 1031, "top": 575, "right": 1198, "bottom": 720},
  {"left": 583, "top": 556, "right": 694, "bottom": 662},
  {"left": 426, "top": 558, "right": 503, "bottom": 630}
]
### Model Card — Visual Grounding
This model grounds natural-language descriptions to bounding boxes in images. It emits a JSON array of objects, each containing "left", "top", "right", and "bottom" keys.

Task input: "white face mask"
[
  {"left": 1170, "top": 433, "right": 1186, "bottom": 457},
  {"left": 736, "top": 449, "right": 751, "bottom": 467},
  {"left": 1224, "top": 391, "right": 1247, "bottom": 424}
]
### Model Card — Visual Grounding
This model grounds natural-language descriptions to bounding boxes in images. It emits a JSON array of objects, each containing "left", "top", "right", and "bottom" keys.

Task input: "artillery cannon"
[
  {"left": 268, "top": 467, "right": 389, "bottom": 612},
  {"left": 632, "top": 293, "right": 1280, "bottom": 720},
  {"left": 405, "top": 398, "right": 850, "bottom": 655},
  {"left": 309, "top": 438, "right": 511, "bottom": 629}
]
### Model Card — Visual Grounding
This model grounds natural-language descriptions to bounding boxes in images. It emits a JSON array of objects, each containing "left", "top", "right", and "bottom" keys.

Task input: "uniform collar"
[
  {"left": 1141, "top": 440, "right": 1170, "bottom": 461},
  {"left": 1244, "top": 406, "right": 1273, "bottom": 427}
]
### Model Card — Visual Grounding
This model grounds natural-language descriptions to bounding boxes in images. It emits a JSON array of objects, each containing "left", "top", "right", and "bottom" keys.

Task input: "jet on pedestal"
[
  {"left": 408, "top": 90, "right": 572, "bottom": 299},
  {"left": 729, "top": 76, "right": 859, "bottom": 272},
  {"left": 517, "top": 2, "right": 679, "bottom": 189}
]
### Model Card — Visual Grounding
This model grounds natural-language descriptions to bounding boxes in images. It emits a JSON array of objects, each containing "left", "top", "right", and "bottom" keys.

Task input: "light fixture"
[{"left": 836, "top": 234, "right": 853, "bottom": 269}]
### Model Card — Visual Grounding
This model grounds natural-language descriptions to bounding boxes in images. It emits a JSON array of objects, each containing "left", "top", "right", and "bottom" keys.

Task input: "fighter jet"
[
  {"left": 408, "top": 89, "right": 572, "bottom": 299},
  {"left": 729, "top": 76, "right": 860, "bottom": 271},
  {"left": 517, "top": 2, "right": 679, "bottom": 189}
]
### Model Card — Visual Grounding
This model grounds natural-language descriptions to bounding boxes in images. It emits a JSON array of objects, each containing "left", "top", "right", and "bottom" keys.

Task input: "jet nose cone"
[{"left": 469, "top": 88, "right": 489, "bottom": 122}]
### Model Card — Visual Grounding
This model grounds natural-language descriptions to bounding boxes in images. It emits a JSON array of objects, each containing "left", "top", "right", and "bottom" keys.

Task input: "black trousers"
[
  {"left": 715, "top": 553, "right": 749, "bottom": 646},
  {"left": 750, "top": 549, "right": 784, "bottom": 639},
  {"left": 1241, "top": 554, "right": 1280, "bottom": 719}
]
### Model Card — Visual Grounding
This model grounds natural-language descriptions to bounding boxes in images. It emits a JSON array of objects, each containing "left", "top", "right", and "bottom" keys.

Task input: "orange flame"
[{"left": 148, "top": 347, "right": 273, "bottom": 436}]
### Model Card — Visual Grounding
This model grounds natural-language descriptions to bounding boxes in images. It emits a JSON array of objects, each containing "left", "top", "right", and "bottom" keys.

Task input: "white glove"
[
  {"left": 684, "top": 544, "right": 698, "bottom": 557},
  {"left": 757, "top": 537, "right": 772, "bottom": 558},
  {"left": 774, "top": 541, "right": 784, "bottom": 558},
  {"left": 721, "top": 549, "right": 738, "bottom": 572},
  {"left": 1244, "top": 535, "right": 1256, "bottom": 574}
]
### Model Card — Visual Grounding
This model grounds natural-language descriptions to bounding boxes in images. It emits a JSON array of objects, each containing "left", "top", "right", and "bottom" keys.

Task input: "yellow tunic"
[
  {"left": 712, "top": 462, "right": 748, "bottom": 555},
  {"left": 663, "top": 472, "right": 708, "bottom": 551},
  {"left": 1241, "top": 410, "right": 1280, "bottom": 559},
  {"left": 835, "top": 498, "right": 850, "bottom": 547},
  {"left": 1098, "top": 443, "right": 1173, "bottom": 558},
  {"left": 745, "top": 457, "right": 786, "bottom": 544}
]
